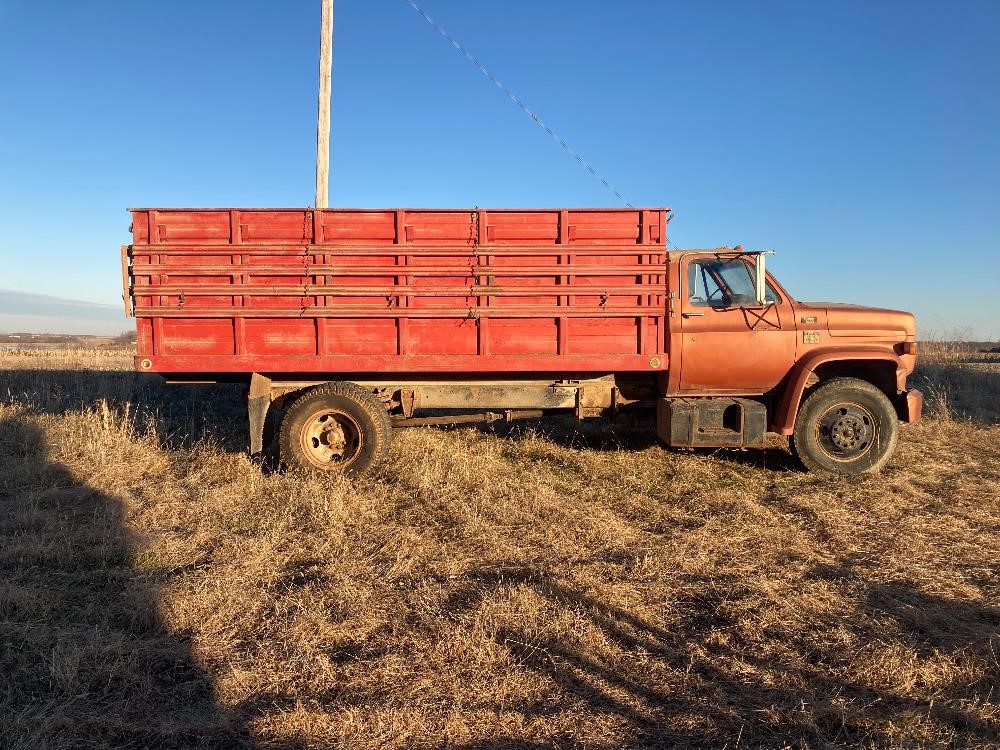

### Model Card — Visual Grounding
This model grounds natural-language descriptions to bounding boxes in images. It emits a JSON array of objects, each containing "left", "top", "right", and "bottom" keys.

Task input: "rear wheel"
[
  {"left": 790, "top": 377, "right": 898, "bottom": 475},
  {"left": 279, "top": 382, "right": 392, "bottom": 475}
]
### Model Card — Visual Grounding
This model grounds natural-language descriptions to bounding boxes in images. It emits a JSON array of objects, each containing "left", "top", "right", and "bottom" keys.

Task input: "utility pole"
[{"left": 315, "top": 0, "right": 333, "bottom": 208}]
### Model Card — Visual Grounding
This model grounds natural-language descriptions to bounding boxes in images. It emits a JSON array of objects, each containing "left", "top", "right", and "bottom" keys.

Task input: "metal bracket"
[{"left": 400, "top": 388, "right": 418, "bottom": 418}]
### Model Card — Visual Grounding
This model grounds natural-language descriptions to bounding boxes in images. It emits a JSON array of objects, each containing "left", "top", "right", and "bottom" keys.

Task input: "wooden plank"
[
  {"left": 315, "top": 0, "right": 333, "bottom": 208},
  {"left": 136, "top": 284, "right": 660, "bottom": 297},
  {"left": 119, "top": 245, "right": 133, "bottom": 317},
  {"left": 134, "top": 306, "right": 662, "bottom": 318},
  {"left": 129, "top": 243, "right": 665, "bottom": 256},
  {"left": 131, "top": 263, "right": 663, "bottom": 276}
]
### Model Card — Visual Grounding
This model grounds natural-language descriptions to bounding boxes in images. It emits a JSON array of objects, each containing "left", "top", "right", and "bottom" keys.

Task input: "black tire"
[
  {"left": 790, "top": 377, "right": 899, "bottom": 476},
  {"left": 278, "top": 382, "right": 392, "bottom": 476}
]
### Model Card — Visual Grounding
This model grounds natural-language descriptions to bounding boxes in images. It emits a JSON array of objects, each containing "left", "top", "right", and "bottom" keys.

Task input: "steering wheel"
[{"left": 706, "top": 286, "right": 727, "bottom": 305}]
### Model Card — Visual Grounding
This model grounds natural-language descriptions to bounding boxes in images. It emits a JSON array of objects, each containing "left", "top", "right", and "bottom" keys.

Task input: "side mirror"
[{"left": 754, "top": 252, "right": 775, "bottom": 306}]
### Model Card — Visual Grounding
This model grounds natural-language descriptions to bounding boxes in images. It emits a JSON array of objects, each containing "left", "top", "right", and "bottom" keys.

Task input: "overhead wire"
[{"left": 403, "top": 0, "right": 633, "bottom": 208}]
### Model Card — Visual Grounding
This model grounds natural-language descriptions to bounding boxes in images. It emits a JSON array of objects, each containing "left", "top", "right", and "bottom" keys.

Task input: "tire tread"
[
  {"left": 278, "top": 381, "right": 392, "bottom": 475},
  {"left": 790, "top": 376, "right": 898, "bottom": 475}
]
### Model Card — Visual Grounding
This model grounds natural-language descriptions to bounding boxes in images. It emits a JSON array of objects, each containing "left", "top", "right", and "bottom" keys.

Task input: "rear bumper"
[{"left": 897, "top": 388, "right": 923, "bottom": 423}]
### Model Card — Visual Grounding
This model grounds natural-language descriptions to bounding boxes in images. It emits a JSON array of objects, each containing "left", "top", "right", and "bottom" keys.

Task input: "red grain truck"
[{"left": 121, "top": 207, "right": 922, "bottom": 476}]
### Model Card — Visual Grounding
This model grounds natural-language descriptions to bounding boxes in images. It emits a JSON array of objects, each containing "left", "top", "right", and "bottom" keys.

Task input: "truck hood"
[{"left": 797, "top": 302, "right": 916, "bottom": 339}]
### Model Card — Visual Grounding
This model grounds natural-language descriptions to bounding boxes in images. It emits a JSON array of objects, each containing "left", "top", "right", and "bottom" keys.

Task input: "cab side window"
[
  {"left": 687, "top": 258, "right": 781, "bottom": 308},
  {"left": 687, "top": 261, "right": 728, "bottom": 307}
]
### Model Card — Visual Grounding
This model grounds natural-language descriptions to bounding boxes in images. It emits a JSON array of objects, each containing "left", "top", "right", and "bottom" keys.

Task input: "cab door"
[{"left": 676, "top": 254, "right": 796, "bottom": 393}]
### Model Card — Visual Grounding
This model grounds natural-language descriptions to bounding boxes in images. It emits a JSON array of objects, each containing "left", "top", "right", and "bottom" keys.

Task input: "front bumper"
[{"left": 897, "top": 388, "right": 923, "bottom": 423}]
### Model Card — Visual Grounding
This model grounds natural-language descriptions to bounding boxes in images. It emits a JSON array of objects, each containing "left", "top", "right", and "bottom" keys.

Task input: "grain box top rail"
[
  {"left": 128, "top": 207, "right": 672, "bottom": 213},
  {"left": 130, "top": 207, "right": 672, "bottom": 249}
]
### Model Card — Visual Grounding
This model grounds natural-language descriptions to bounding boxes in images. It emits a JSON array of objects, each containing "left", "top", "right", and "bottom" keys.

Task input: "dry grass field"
[{"left": 1, "top": 346, "right": 997, "bottom": 749}]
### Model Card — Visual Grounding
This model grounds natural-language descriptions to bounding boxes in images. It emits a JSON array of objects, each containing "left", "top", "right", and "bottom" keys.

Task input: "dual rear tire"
[{"left": 277, "top": 382, "right": 392, "bottom": 476}]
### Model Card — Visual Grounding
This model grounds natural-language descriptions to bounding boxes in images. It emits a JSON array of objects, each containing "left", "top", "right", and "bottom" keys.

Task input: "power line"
[{"left": 403, "top": 0, "right": 633, "bottom": 208}]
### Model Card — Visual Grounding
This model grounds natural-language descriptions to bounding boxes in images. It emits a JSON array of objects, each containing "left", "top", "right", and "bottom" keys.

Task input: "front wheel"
[
  {"left": 279, "top": 382, "right": 392, "bottom": 476},
  {"left": 790, "top": 377, "right": 899, "bottom": 475}
]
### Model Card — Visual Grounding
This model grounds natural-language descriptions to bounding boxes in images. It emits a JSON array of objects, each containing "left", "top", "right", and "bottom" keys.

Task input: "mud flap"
[{"left": 248, "top": 373, "right": 272, "bottom": 455}]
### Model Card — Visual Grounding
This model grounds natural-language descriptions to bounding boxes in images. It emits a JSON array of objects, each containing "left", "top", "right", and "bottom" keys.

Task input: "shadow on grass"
[
  {"left": 3, "top": 368, "right": 997, "bottom": 747},
  {"left": 435, "top": 564, "right": 999, "bottom": 749},
  {"left": 479, "top": 412, "right": 660, "bottom": 452},
  {"left": 15, "top": 366, "right": 993, "bottom": 476},
  {"left": 464, "top": 414, "right": 805, "bottom": 472},
  {"left": 2, "top": 370, "right": 804, "bottom": 471},
  {"left": 1, "top": 368, "right": 249, "bottom": 452},
  {"left": 0, "top": 417, "right": 254, "bottom": 749}
]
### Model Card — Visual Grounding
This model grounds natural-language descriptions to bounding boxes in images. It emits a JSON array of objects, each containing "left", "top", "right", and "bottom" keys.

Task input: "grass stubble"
[{"left": 0, "top": 347, "right": 997, "bottom": 749}]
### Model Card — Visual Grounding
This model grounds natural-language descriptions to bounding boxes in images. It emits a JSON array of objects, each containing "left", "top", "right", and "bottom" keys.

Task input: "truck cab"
[{"left": 659, "top": 248, "right": 922, "bottom": 474}]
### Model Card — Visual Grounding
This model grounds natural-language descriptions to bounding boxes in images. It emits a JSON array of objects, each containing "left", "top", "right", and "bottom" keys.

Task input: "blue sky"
[{"left": 0, "top": 0, "right": 997, "bottom": 338}]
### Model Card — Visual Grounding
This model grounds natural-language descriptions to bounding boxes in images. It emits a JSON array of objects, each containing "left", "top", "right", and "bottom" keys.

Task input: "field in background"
[
  {"left": 1, "top": 346, "right": 997, "bottom": 749},
  {"left": 0, "top": 331, "right": 135, "bottom": 348}
]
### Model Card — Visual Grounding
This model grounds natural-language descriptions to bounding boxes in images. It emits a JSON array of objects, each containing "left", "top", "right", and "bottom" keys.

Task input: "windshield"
[{"left": 687, "top": 258, "right": 780, "bottom": 307}]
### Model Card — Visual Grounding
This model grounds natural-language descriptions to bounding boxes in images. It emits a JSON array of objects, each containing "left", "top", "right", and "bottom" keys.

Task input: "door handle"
[{"left": 682, "top": 312, "right": 706, "bottom": 318}]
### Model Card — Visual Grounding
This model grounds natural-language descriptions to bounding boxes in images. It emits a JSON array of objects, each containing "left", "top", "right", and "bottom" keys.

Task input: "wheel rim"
[
  {"left": 299, "top": 408, "right": 363, "bottom": 469},
  {"left": 814, "top": 402, "right": 878, "bottom": 462}
]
